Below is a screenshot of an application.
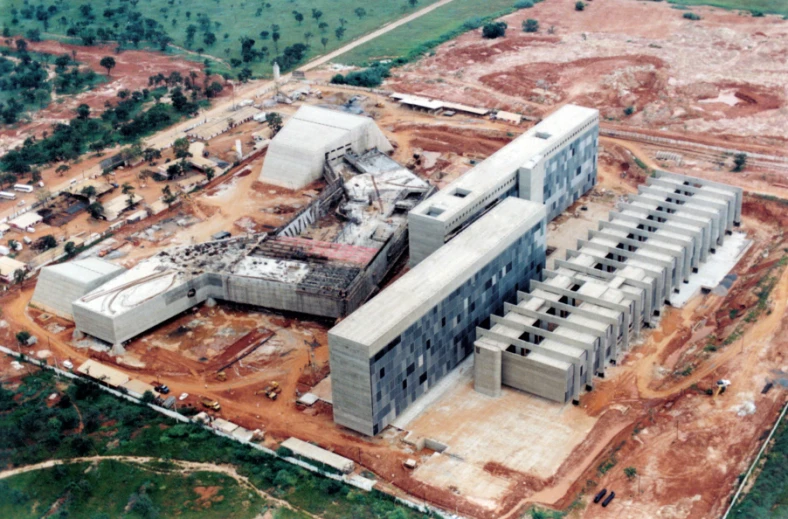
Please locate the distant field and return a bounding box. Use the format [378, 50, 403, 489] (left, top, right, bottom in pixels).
[0, 460, 265, 519]
[1, 0, 443, 77]
[667, 0, 788, 16]
[340, 0, 524, 65]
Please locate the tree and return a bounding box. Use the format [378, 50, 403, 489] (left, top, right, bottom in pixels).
[335, 27, 346, 40]
[624, 106, 635, 116]
[624, 466, 638, 480]
[732, 153, 747, 172]
[312, 8, 324, 23]
[36, 189, 52, 206]
[355, 8, 367, 19]
[482, 22, 507, 39]
[80, 186, 96, 198]
[409, 0, 419, 7]
[238, 68, 252, 83]
[173, 138, 191, 159]
[13, 269, 26, 285]
[523, 19, 539, 33]
[87, 202, 104, 219]
[15, 39, 28, 52]
[575, 1, 586, 11]
[141, 390, 156, 403]
[64, 241, 76, 257]
[304, 32, 314, 44]
[204, 32, 217, 46]
[56, 164, 71, 176]
[321, 37, 329, 50]
[266, 112, 283, 136]
[162, 185, 176, 205]
[76, 103, 91, 120]
[8, 239, 19, 251]
[99, 56, 116, 76]
[16, 330, 31, 345]
[40, 235, 57, 250]
[293, 11, 304, 25]
[205, 167, 215, 181]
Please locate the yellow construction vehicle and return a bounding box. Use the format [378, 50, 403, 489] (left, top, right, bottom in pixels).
[200, 397, 221, 411]
[715, 379, 731, 397]
[257, 381, 281, 400]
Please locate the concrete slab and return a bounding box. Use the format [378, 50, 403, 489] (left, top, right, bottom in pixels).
[311, 376, 333, 404]
[669, 232, 751, 307]
[396, 357, 597, 505]
[298, 393, 319, 406]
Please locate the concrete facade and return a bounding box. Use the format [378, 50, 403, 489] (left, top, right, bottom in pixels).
[31, 258, 125, 320]
[329, 198, 547, 436]
[473, 171, 743, 402]
[259, 105, 393, 190]
[408, 104, 599, 265]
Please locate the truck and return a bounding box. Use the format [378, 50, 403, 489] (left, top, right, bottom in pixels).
[0, 191, 17, 200]
[13, 184, 33, 193]
[200, 397, 221, 411]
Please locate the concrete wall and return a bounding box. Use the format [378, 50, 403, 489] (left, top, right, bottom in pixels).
[32, 266, 124, 320]
[501, 350, 572, 402]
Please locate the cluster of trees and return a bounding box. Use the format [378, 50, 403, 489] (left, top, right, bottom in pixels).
[331, 62, 392, 88]
[482, 21, 508, 39]
[0, 41, 102, 124]
[0, 80, 201, 176]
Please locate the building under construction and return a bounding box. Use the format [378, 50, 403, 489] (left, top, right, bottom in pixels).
[473, 171, 743, 403]
[67, 150, 428, 346]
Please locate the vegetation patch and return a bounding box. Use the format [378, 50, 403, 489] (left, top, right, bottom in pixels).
[0, 370, 431, 519]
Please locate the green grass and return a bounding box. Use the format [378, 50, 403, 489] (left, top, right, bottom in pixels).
[731, 411, 788, 518]
[1, 0, 445, 77]
[667, 0, 788, 16]
[0, 460, 266, 519]
[0, 370, 432, 519]
[340, 0, 527, 65]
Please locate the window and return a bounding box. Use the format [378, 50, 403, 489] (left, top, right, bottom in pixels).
[379, 367, 385, 378]
[441, 317, 446, 327]
[419, 373, 427, 384]
[402, 380, 408, 390]
[426, 339, 431, 350]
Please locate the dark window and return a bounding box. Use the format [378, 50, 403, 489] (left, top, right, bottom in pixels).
[379, 367, 385, 378]
[402, 380, 408, 390]
[419, 373, 427, 384]
[442, 317, 446, 327]
[406, 363, 415, 376]
[426, 339, 431, 350]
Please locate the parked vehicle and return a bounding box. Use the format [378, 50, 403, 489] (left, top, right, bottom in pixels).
[13, 184, 33, 193]
[602, 491, 616, 507]
[593, 489, 607, 504]
[0, 191, 17, 200]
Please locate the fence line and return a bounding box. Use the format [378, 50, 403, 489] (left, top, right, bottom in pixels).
[0, 345, 453, 518]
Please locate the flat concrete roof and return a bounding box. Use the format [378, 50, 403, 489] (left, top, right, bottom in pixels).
[77, 359, 129, 388]
[43, 258, 124, 281]
[0, 256, 26, 277]
[330, 198, 546, 355]
[410, 104, 598, 224]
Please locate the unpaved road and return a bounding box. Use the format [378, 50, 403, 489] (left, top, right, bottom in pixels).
[144, 0, 458, 150]
[0, 455, 318, 518]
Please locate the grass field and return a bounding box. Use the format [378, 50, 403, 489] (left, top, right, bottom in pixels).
[667, 0, 788, 16]
[1, 0, 444, 77]
[0, 371, 431, 519]
[340, 0, 526, 66]
[0, 460, 265, 519]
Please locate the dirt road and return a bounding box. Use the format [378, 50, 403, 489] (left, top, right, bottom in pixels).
[144, 0, 458, 150]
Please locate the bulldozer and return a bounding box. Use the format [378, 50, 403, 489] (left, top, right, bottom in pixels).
[256, 381, 281, 400]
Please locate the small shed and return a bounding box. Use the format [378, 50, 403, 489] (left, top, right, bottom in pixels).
[0, 256, 26, 283]
[9, 212, 43, 230]
[280, 437, 355, 474]
[77, 359, 130, 388]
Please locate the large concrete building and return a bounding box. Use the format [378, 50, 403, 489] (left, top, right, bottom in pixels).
[473, 171, 743, 403]
[329, 198, 547, 436]
[408, 104, 599, 265]
[31, 258, 125, 320]
[259, 105, 393, 190]
[71, 152, 428, 347]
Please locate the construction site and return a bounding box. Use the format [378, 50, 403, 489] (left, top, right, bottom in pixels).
[1, 1, 787, 517]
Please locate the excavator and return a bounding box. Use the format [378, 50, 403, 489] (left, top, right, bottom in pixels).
[713, 379, 731, 397]
[256, 381, 281, 400]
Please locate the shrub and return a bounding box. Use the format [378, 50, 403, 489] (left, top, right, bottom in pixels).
[575, 1, 586, 11]
[482, 21, 507, 39]
[683, 12, 701, 20]
[16, 330, 31, 345]
[515, 0, 534, 8]
[751, 10, 764, 17]
[523, 19, 539, 33]
[331, 63, 391, 88]
[624, 466, 638, 480]
[732, 152, 747, 172]
[624, 105, 635, 116]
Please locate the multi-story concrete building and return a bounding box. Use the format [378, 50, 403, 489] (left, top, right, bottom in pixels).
[329, 198, 547, 436]
[473, 171, 743, 403]
[408, 104, 599, 265]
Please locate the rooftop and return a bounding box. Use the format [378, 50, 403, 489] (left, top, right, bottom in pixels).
[330, 197, 546, 354]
